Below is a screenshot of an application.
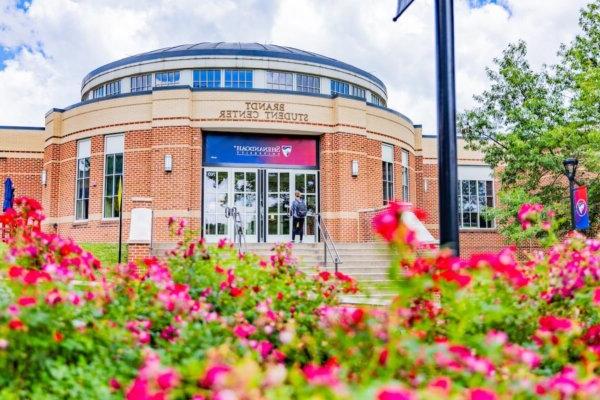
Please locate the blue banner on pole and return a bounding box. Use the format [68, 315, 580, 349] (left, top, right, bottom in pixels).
[574, 186, 590, 230]
[394, 0, 416, 21]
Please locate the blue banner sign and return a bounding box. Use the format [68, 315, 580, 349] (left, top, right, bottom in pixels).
[203, 133, 318, 168]
[574, 186, 590, 230]
[394, 0, 416, 21]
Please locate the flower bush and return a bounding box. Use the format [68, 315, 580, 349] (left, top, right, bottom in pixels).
[0, 197, 599, 399]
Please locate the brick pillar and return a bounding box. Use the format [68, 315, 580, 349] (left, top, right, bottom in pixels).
[128, 243, 151, 262]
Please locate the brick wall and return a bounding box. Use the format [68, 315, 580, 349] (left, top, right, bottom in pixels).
[0, 157, 43, 201]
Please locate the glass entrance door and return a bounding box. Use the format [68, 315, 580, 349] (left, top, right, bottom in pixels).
[292, 171, 318, 243]
[266, 171, 291, 242]
[203, 168, 258, 243]
[203, 168, 317, 244]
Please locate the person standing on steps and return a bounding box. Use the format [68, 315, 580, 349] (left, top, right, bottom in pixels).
[290, 190, 308, 243]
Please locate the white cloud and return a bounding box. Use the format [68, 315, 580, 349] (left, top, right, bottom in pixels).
[0, 0, 591, 131]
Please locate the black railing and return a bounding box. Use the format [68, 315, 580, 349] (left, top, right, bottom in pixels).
[313, 212, 342, 273]
[225, 206, 246, 252]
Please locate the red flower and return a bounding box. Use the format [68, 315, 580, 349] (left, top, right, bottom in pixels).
[414, 208, 428, 221]
[582, 324, 600, 346]
[229, 287, 244, 297]
[109, 378, 122, 391]
[53, 331, 64, 342]
[8, 266, 23, 279]
[319, 271, 331, 281]
[539, 316, 573, 332]
[8, 319, 25, 331]
[372, 208, 400, 242]
[593, 288, 600, 305]
[17, 296, 37, 307]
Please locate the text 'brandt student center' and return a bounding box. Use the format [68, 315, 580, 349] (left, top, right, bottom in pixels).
[0, 42, 505, 256]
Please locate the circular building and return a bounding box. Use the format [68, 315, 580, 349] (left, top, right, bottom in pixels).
[36, 42, 421, 250]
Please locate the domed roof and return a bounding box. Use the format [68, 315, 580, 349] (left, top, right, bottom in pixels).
[82, 42, 386, 92]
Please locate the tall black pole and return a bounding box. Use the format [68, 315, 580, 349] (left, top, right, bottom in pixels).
[568, 179, 576, 230]
[117, 178, 123, 264]
[434, 0, 460, 254]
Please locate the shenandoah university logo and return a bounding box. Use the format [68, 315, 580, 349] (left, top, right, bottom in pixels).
[282, 145, 292, 157]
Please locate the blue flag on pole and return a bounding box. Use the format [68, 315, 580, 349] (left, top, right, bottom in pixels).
[394, 0, 416, 21]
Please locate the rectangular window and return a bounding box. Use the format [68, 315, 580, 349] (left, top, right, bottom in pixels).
[296, 74, 320, 93]
[131, 74, 152, 92]
[193, 69, 221, 88]
[155, 71, 180, 87]
[371, 93, 386, 107]
[458, 180, 494, 228]
[382, 144, 394, 205]
[352, 85, 366, 99]
[401, 150, 410, 202]
[105, 80, 121, 97]
[266, 71, 293, 90]
[103, 134, 124, 219]
[330, 80, 350, 95]
[224, 69, 253, 88]
[92, 86, 104, 99]
[75, 139, 91, 221]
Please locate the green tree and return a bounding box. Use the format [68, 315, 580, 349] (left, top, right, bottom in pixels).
[459, 0, 600, 240]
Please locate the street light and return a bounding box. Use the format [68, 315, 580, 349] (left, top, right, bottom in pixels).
[563, 158, 578, 230]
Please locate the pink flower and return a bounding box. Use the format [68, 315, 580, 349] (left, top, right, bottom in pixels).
[469, 388, 497, 400]
[109, 378, 121, 391]
[517, 203, 543, 230]
[593, 288, 600, 305]
[45, 289, 62, 305]
[376, 386, 415, 400]
[200, 364, 231, 388]
[256, 340, 273, 359]
[160, 325, 180, 342]
[233, 323, 256, 339]
[428, 377, 451, 394]
[302, 359, 339, 386]
[156, 370, 179, 390]
[0, 339, 8, 349]
[539, 316, 573, 332]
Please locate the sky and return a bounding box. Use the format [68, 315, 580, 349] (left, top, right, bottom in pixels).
[0, 0, 591, 133]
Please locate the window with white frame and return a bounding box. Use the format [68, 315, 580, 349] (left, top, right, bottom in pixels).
[105, 80, 121, 97]
[401, 150, 410, 201]
[103, 135, 124, 219]
[458, 180, 494, 228]
[131, 74, 152, 92]
[296, 74, 320, 93]
[224, 69, 253, 88]
[92, 86, 104, 99]
[193, 69, 221, 88]
[352, 85, 366, 99]
[371, 93, 386, 107]
[330, 80, 350, 95]
[75, 139, 91, 221]
[382, 143, 394, 205]
[266, 71, 293, 90]
[155, 71, 180, 87]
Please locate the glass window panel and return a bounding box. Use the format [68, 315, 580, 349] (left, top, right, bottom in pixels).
[280, 173, 289, 192]
[217, 193, 228, 208]
[115, 154, 123, 174]
[105, 176, 113, 196]
[281, 215, 290, 235]
[268, 173, 277, 192]
[268, 215, 278, 234]
[217, 172, 228, 190]
[245, 193, 256, 211]
[306, 174, 316, 193]
[268, 194, 278, 213]
[245, 215, 256, 235]
[106, 155, 114, 175]
[246, 173, 256, 192]
[206, 193, 217, 213]
[234, 193, 244, 208]
[279, 194, 289, 213]
[295, 174, 305, 192]
[205, 171, 217, 191]
[234, 172, 245, 191]
[306, 195, 316, 212]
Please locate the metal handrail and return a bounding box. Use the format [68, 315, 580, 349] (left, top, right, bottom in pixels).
[225, 206, 246, 252]
[312, 212, 342, 273]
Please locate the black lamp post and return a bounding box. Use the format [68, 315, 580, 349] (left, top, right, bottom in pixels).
[563, 158, 578, 230]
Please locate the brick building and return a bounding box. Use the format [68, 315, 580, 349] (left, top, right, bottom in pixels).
[0, 42, 506, 257]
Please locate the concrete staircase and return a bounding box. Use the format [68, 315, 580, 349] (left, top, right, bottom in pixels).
[152, 242, 396, 306]
[244, 242, 396, 306]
